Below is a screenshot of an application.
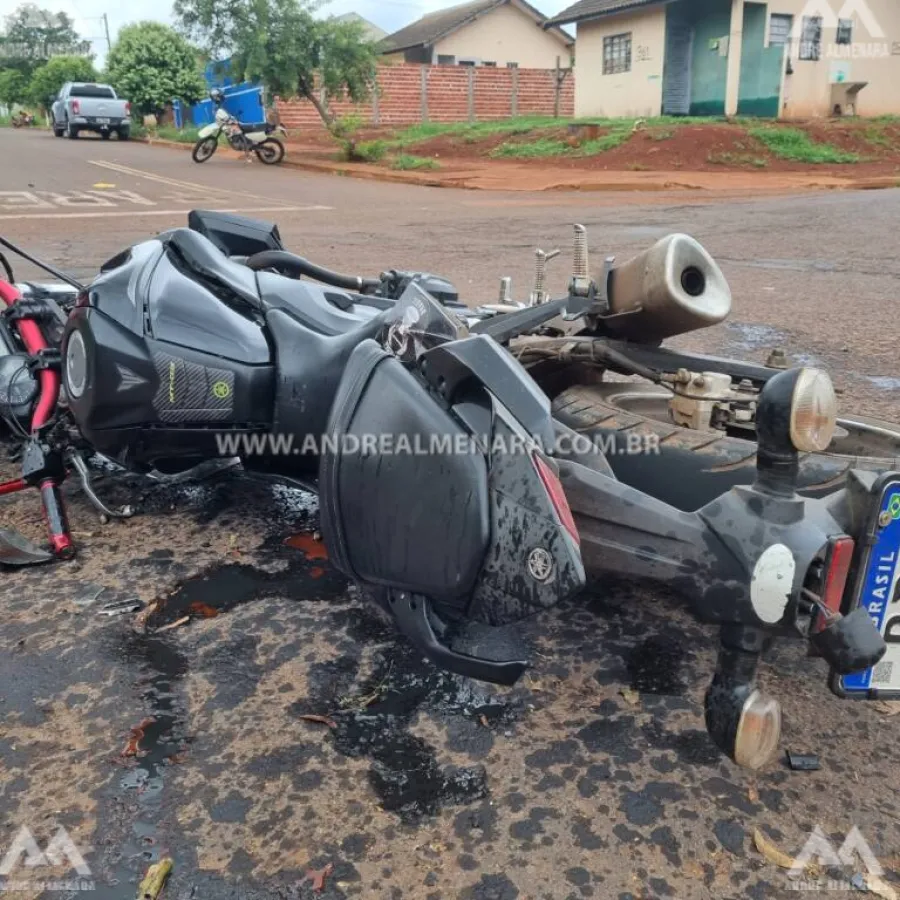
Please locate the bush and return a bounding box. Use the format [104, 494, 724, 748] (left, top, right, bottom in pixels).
[391, 154, 440, 171]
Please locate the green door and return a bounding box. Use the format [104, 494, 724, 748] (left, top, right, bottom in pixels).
[737, 3, 785, 117]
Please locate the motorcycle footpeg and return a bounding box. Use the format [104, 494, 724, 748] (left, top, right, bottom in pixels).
[810, 607, 887, 676]
[387, 591, 528, 686]
[69, 452, 134, 520]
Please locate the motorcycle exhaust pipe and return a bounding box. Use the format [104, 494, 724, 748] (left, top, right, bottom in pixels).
[601, 234, 732, 342]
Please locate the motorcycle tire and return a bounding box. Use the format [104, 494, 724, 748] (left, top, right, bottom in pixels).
[192, 137, 218, 163]
[552, 382, 900, 513]
[255, 138, 285, 165]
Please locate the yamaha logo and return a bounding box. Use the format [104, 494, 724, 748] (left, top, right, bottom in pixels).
[527, 547, 555, 583]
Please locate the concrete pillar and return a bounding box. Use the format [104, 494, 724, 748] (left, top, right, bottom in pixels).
[725, 0, 745, 116]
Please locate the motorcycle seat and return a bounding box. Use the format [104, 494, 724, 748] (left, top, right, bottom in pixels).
[239, 122, 267, 133]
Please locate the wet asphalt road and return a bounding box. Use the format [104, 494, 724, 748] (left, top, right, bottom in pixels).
[1, 127, 900, 900]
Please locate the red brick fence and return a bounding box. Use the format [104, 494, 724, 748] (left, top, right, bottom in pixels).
[276, 64, 574, 130]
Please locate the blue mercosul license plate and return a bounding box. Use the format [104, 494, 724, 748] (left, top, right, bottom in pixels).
[838, 476, 900, 698]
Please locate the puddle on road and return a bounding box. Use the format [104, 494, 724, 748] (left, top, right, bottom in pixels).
[867, 376, 900, 391]
[725, 321, 788, 351]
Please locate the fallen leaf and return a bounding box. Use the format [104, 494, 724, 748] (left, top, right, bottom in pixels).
[620, 688, 640, 707]
[138, 857, 172, 899]
[298, 714, 336, 729]
[872, 701, 900, 717]
[748, 786, 760, 804]
[304, 862, 334, 893]
[284, 533, 329, 560]
[865, 873, 899, 900]
[479, 714, 489, 727]
[155, 616, 190, 634]
[753, 828, 796, 869]
[122, 718, 156, 757]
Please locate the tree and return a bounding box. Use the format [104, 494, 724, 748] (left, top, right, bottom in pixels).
[0, 4, 90, 77]
[28, 55, 96, 110]
[174, 0, 378, 134]
[106, 22, 206, 119]
[0, 68, 28, 107]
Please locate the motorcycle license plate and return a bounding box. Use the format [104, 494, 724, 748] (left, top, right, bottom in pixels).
[834, 474, 900, 698]
[97, 118, 110, 125]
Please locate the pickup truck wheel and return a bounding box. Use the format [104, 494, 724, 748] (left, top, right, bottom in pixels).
[65, 120, 78, 139]
[117, 128, 130, 141]
[53, 126, 64, 138]
[101, 131, 111, 140]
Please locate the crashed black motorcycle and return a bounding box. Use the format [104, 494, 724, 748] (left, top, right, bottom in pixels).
[1, 211, 897, 770]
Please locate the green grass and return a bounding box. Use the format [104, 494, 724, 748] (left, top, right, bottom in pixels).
[748, 126, 859, 163]
[155, 125, 202, 143]
[490, 138, 571, 158]
[349, 139, 388, 162]
[490, 124, 632, 159]
[391, 154, 440, 171]
[391, 116, 562, 148]
[708, 151, 769, 168]
[864, 125, 893, 148]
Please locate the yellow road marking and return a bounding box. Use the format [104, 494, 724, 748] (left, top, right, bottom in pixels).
[87, 159, 303, 208]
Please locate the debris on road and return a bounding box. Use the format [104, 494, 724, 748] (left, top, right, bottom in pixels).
[620, 687, 640, 707]
[303, 862, 334, 893]
[853, 872, 899, 899]
[872, 701, 900, 717]
[786, 750, 821, 772]
[753, 829, 796, 869]
[285, 532, 329, 560]
[155, 616, 190, 634]
[123, 718, 156, 757]
[134, 601, 160, 632]
[138, 858, 173, 900]
[99, 598, 144, 617]
[298, 714, 337, 729]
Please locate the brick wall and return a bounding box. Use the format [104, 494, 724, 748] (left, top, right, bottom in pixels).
[276, 64, 574, 129]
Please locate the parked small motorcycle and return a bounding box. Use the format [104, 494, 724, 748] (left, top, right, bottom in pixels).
[191, 90, 286, 165]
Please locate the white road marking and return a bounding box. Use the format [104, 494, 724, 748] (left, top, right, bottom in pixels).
[87, 159, 305, 207]
[0, 205, 332, 221]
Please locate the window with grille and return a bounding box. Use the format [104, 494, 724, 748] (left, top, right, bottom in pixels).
[483, 61, 497, 67]
[799, 15, 822, 60]
[603, 32, 632, 75]
[506, 62, 519, 69]
[437, 54, 456, 65]
[836, 18, 853, 44]
[769, 13, 793, 46]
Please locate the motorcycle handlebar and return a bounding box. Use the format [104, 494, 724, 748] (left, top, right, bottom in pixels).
[245, 250, 381, 294]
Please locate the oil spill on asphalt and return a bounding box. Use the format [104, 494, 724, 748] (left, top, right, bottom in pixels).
[147, 533, 347, 628]
[93, 634, 190, 899]
[292, 635, 526, 824]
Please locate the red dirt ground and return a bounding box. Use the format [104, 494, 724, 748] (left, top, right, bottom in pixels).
[284, 119, 900, 180]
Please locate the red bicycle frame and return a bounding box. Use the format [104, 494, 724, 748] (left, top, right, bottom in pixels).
[0, 279, 74, 558]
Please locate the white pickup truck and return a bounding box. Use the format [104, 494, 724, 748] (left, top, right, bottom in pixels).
[51, 82, 131, 140]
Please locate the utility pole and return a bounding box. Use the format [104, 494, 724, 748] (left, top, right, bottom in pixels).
[102, 13, 111, 52]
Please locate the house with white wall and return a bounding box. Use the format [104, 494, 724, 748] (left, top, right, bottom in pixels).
[546, 0, 900, 118]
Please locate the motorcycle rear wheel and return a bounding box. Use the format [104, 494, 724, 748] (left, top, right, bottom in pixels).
[192, 137, 217, 163]
[552, 382, 900, 511]
[255, 138, 285, 165]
